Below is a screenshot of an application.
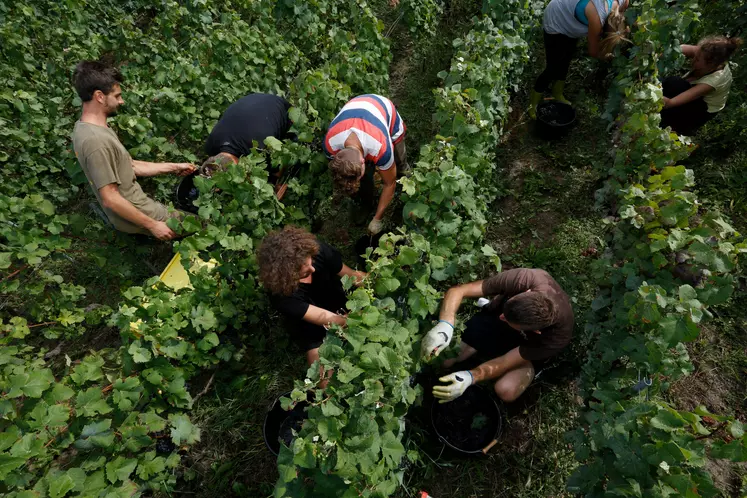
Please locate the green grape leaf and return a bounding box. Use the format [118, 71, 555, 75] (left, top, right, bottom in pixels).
[105, 456, 138, 484]
[47, 472, 75, 498]
[191, 305, 217, 332]
[7, 369, 55, 398]
[45, 383, 75, 403]
[0, 252, 13, 269]
[169, 413, 201, 445]
[380, 431, 405, 466]
[650, 409, 687, 432]
[0, 455, 27, 479]
[76, 419, 115, 450]
[75, 387, 113, 417]
[197, 332, 220, 351]
[136, 452, 167, 480]
[70, 355, 105, 385]
[139, 412, 167, 432]
[128, 341, 152, 363]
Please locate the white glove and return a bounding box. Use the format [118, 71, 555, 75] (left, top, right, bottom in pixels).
[420, 320, 454, 359]
[368, 218, 384, 235]
[433, 371, 473, 403]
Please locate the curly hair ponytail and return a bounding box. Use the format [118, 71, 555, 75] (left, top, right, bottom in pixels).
[699, 36, 743, 67]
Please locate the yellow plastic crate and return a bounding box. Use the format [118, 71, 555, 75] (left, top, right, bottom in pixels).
[130, 252, 218, 334]
[159, 252, 217, 290]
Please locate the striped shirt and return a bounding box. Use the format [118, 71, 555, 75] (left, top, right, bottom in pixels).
[324, 94, 406, 171]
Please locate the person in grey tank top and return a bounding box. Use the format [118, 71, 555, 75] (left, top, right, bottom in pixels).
[529, 0, 630, 119]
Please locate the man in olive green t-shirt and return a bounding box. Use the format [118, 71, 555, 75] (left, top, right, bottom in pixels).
[71, 61, 195, 240]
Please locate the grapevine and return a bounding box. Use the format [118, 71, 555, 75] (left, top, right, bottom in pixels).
[568, 0, 747, 495]
[274, 2, 542, 496]
[1, 0, 744, 497]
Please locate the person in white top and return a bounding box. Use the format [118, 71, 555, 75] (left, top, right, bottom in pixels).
[660, 36, 743, 136]
[529, 0, 630, 119]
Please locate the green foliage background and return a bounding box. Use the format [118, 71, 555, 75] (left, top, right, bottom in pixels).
[0, 0, 745, 497]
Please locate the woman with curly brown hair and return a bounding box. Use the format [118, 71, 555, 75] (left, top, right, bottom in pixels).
[324, 94, 407, 236]
[257, 226, 367, 368]
[660, 36, 742, 136]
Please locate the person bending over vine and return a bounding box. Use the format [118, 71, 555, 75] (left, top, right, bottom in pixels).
[530, 0, 630, 118]
[422, 269, 574, 404]
[324, 94, 408, 236]
[257, 226, 367, 380]
[660, 36, 742, 136]
[202, 93, 295, 199]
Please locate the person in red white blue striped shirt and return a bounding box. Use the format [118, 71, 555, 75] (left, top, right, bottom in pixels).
[324, 94, 407, 235]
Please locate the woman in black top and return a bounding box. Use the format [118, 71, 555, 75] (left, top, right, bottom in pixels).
[257, 226, 367, 370]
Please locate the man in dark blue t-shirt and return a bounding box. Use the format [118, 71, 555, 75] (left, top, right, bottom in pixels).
[202, 93, 293, 197]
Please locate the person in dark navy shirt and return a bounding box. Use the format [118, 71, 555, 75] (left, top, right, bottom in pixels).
[202, 93, 293, 198]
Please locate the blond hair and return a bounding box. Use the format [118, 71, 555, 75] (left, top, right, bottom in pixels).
[329, 148, 363, 196]
[699, 36, 743, 67]
[599, 4, 630, 58]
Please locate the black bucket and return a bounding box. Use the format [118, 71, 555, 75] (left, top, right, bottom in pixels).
[174, 172, 200, 214]
[263, 392, 309, 456]
[431, 385, 502, 456]
[535, 101, 576, 139]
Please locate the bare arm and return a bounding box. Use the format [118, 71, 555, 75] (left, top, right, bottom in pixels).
[132, 159, 195, 177]
[470, 347, 531, 383]
[663, 83, 714, 108]
[586, 3, 605, 60]
[681, 44, 698, 58]
[302, 304, 347, 328]
[373, 165, 397, 221]
[338, 264, 367, 287]
[98, 184, 175, 240]
[438, 281, 485, 325]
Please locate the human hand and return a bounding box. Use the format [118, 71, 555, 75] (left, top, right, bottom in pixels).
[433, 371, 473, 403]
[389, 0, 400, 6]
[368, 218, 384, 235]
[420, 320, 454, 359]
[149, 220, 177, 241]
[173, 163, 197, 176]
[354, 271, 368, 287]
[662, 96, 671, 109]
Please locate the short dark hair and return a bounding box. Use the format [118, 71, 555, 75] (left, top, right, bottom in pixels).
[73, 61, 123, 102]
[504, 292, 556, 330]
[329, 149, 363, 196]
